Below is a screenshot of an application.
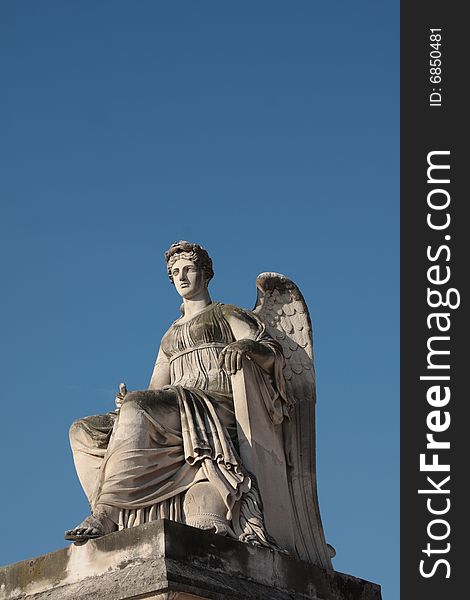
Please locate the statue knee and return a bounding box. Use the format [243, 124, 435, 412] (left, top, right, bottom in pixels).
[119, 388, 180, 431]
[121, 389, 177, 411]
[120, 391, 143, 411]
[69, 419, 86, 447]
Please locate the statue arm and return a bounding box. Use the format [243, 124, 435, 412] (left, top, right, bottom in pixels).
[148, 346, 171, 390]
[219, 306, 275, 375]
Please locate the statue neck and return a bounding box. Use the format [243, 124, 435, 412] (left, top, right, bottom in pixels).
[181, 291, 212, 319]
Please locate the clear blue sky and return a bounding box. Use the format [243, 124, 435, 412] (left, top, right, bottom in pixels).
[0, 1, 399, 598]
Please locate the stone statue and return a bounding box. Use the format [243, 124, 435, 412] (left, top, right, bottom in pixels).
[65, 241, 333, 570]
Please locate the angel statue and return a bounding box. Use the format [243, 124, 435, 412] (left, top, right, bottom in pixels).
[65, 241, 333, 570]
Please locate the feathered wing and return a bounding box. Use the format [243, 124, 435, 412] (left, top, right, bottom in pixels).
[253, 272, 332, 569]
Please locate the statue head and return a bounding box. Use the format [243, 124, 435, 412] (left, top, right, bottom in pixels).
[165, 241, 214, 284]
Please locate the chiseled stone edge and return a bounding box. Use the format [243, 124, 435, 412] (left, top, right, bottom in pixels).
[0, 522, 167, 600]
[0, 520, 382, 600]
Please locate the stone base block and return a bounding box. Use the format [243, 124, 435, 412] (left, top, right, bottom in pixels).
[0, 520, 381, 600]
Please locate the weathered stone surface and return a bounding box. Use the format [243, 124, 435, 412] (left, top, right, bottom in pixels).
[0, 520, 381, 600]
[66, 242, 334, 569]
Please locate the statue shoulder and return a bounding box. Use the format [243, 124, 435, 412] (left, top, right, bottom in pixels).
[220, 303, 262, 338]
[220, 303, 257, 321]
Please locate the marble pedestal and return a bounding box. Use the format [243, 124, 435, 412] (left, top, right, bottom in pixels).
[0, 520, 381, 600]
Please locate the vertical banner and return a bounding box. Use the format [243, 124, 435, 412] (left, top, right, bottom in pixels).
[401, 2, 467, 599]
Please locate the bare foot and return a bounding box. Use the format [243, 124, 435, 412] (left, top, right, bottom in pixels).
[65, 513, 117, 542]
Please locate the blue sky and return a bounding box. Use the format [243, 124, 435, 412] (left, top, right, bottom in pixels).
[0, 1, 398, 597]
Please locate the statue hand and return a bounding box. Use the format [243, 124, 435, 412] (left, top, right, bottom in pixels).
[218, 340, 258, 375]
[115, 382, 128, 411]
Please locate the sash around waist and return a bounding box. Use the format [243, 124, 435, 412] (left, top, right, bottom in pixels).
[168, 342, 227, 364]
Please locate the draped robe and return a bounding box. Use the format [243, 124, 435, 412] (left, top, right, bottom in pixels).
[69, 302, 288, 536]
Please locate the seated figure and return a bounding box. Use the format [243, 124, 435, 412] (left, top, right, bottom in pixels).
[66, 241, 333, 570]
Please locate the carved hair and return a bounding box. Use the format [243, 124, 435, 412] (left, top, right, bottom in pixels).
[164, 241, 214, 284]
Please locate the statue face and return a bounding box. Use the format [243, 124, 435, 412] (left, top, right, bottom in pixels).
[171, 258, 207, 299]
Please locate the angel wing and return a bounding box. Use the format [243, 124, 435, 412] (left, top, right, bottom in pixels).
[253, 272, 333, 569]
